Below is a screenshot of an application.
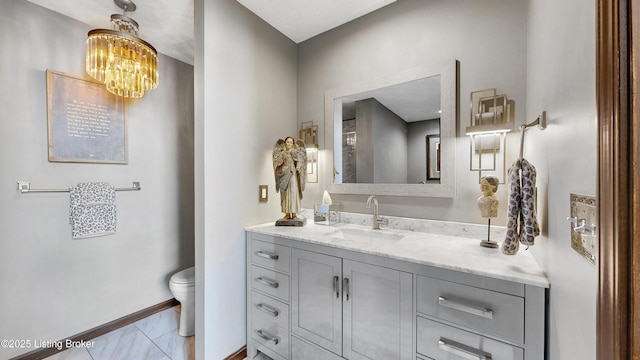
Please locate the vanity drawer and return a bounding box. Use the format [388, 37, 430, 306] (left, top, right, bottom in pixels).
[417, 317, 524, 360]
[252, 291, 289, 331]
[251, 265, 290, 302]
[417, 275, 525, 343]
[252, 317, 290, 360]
[252, 239, 290, 274]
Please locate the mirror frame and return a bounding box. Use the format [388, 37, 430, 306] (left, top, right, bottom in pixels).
[324, 59, 457, 197]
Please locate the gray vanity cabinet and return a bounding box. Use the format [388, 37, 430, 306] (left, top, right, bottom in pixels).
[246, 229, 547, 360]
[248, 236, 292, 360]
[342, 259, 413, 359]
[290, 249, 343, 355]
[291, 248, 413, 360]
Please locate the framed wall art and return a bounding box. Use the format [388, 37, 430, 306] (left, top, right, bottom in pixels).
[46, 69, 127, 164]
[426, 134, 441, 180]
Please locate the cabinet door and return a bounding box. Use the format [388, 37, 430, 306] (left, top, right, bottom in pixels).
[343, 260, 413, 360]
[291, 249, 343, 356]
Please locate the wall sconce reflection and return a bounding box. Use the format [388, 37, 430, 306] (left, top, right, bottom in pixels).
[344, 131, 357, 149]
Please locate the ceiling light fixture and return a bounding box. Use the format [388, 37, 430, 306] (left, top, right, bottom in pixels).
[86, 0, 158, 98]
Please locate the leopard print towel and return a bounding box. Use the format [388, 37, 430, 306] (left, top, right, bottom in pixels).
[69, 182, 116, 239]
[501, 159, 540, 255]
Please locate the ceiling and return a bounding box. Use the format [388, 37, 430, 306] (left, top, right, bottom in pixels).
[341, 75, 442, 123]
[27, 0, 194, 65]
[26, 0, 397, 66]
[236, 0, 396, 43]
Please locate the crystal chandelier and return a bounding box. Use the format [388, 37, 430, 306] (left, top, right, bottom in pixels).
[86, 0, 158, 98]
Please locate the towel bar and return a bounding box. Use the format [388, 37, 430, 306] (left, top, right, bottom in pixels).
[17, 181, 141, 194]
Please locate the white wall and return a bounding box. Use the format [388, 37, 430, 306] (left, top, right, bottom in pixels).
[297, 0, 528, 225]
[526, 1, 597, 359]
[0, 1, 195, 358]
[194, 0, 297, 358]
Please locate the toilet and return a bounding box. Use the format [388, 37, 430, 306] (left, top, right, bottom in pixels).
[169, 266, 195, 337]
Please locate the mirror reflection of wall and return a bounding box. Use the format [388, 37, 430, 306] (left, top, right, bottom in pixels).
[324, 60, 457, 198]
[409, 122, 440, 184]
[342, 121, 357, 183]
[335, 75, 442, 185]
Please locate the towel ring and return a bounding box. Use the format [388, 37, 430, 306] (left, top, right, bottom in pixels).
[518, 111, 547, 161]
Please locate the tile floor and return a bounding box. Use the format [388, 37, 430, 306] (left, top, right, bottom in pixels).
[43, 306, 194, 360]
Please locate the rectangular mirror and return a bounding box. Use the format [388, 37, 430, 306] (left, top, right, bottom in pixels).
[324, 59, 457, 197]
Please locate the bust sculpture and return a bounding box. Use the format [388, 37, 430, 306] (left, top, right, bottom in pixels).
[477, 176, 499, 218]
[477, 176, 500, 248]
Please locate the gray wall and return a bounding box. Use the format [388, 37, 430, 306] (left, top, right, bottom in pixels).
[526, 1, 597, 359]
[296, 1, 597, 360]
[0, 1, 194, 358]
[297, 0, 528, 225]
[370, 99, 408, 183]
[355, 98, 407, 183]
[407, 119, 439, 184]
[355, 100, 374, 183]
[0, 2, 597, 360]
[195, 0, 298, 358]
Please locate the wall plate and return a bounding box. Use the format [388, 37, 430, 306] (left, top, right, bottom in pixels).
[569, 193, 597, 264]
[259, 185, 268, 203]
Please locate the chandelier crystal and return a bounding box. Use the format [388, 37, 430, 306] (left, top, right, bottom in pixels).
[86, 0, 158, 98]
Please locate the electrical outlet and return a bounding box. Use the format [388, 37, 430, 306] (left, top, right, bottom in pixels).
[569, 193, 597, 264]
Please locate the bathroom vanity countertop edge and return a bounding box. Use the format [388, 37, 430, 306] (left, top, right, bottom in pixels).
[246, 222, 549, 288]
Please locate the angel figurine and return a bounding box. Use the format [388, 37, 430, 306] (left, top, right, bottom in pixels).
[273, 137, 307, 224]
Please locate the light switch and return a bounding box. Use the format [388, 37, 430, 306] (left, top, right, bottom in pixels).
[259, 185, 268, 203]
[569, 193, 597, 264]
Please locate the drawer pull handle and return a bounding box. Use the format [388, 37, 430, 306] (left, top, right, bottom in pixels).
[256, 277, 279, 288]
[255, 303, 279, 317]
[256, 250, 279, 260]
[343, 277, 350, 301]
[438, 296, 493, 319]
[333, 276, 340, 298]
[438, 338, 492, 360]
[256, 329, 279, 345]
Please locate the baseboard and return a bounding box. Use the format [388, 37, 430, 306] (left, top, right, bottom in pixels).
[10, 298, 180, 360]
[224, 346, 247, 360]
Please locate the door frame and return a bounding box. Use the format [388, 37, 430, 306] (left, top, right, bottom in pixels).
[596, 0, 639, 359]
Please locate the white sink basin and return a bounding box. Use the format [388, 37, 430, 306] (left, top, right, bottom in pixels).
[327, 227, 404, 245]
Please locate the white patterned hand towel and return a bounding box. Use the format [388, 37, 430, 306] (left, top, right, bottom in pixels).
[501, 159, 540, 255]
[69, 182, 116, 239]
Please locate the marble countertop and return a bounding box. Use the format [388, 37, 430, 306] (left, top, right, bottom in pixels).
[246, 217, 549, 288]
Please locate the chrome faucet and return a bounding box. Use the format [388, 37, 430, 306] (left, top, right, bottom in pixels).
[366, 195, 388, 230]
